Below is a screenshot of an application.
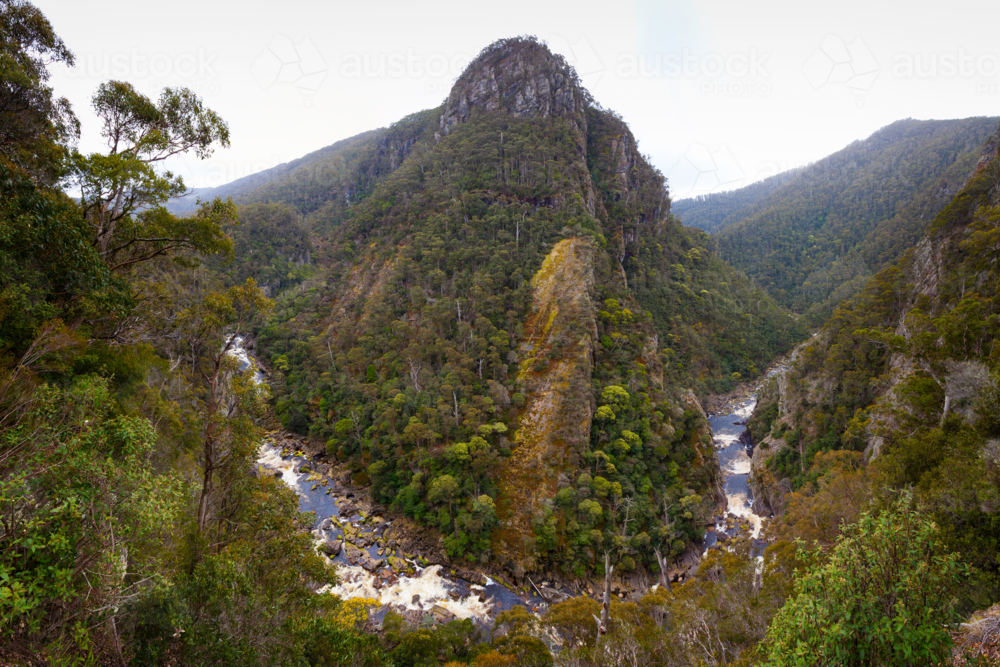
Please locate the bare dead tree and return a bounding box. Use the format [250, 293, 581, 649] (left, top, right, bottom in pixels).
[406, 357, 422, 392]
[593, 550, 614, 645]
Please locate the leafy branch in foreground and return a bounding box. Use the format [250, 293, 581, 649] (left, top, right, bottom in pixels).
[764, 496, 966, 667]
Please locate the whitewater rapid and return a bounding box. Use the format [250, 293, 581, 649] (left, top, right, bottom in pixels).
[708, 397, 766, 540]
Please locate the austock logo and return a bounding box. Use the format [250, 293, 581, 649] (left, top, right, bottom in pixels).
[802, 35, 879, 100]
[614, 47, 771, 97]
[671, 143, 745, 197]
[251, 35, 327, 93]
[64, 48, 221, 97]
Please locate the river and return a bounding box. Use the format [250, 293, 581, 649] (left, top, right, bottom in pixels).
[706, 397, 765, 548]
[703, 365, 787, 551]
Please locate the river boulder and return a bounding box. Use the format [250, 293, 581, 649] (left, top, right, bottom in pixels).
[322, 539, 342, 556]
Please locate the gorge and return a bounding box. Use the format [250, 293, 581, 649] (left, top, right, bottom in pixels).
[4, 5, 1000, 664]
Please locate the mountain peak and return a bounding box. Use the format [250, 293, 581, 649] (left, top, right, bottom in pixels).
[439, 36, 589, 134]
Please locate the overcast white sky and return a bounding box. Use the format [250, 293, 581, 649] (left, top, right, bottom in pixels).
[45, 0, 1000, 201]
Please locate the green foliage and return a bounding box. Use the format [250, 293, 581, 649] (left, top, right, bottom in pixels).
[764, 499, 966, 667]
[128, 477, 341, 666]
[877, 418, 1000, 610]
[0, 0, 78, 183]
[296, 618, 390, 667]
[71, 80, 233, 276]
[385, 616, 483, 667]
[600, 385, 629, 404]
[0, 4, 237, 362]
[0, 376, 183, 660]
[0, 158, 131, 357]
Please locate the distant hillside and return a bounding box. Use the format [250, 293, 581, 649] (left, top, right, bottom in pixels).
[675, 117, 999, 323]
[166, 115, 436, 218]
[162, 187, 213, 215]
[672, 167, 803, 233]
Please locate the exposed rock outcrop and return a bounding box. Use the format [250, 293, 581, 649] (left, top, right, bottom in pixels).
[439, 37, 588, 135]
[496, 237, 598, 569]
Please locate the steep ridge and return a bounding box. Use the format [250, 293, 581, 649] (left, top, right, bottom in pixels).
[237, 37, 798, 580]
[675, 117, 1000, 323]
[748, 122, 1000, 607]
[439, 38, 589, 133]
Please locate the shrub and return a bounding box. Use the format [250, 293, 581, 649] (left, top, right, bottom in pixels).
[764, 496, 966, 667]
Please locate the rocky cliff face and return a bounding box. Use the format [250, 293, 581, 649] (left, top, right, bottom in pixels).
[438, 37, 601, 218]
[439, 38, 589, 135]
[747, 349, 804, 516]
[968, 126, 1000, 184]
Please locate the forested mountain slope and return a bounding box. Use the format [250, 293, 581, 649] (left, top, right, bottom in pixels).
[749, 122, 1000, 612]
[235, 37, 803, 576]
[675, 117, 999, 323]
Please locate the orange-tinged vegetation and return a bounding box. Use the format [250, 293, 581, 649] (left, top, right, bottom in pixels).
[497, 237, 597, 568]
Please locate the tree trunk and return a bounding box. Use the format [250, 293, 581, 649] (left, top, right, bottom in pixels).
[196, 342, 230, 536]
[197, 367, 220, 533]
[600, 551, 613, 635]
[653, 547, 672, 592]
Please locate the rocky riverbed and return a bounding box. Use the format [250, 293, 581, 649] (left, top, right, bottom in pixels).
[256, 432, 708, 626]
